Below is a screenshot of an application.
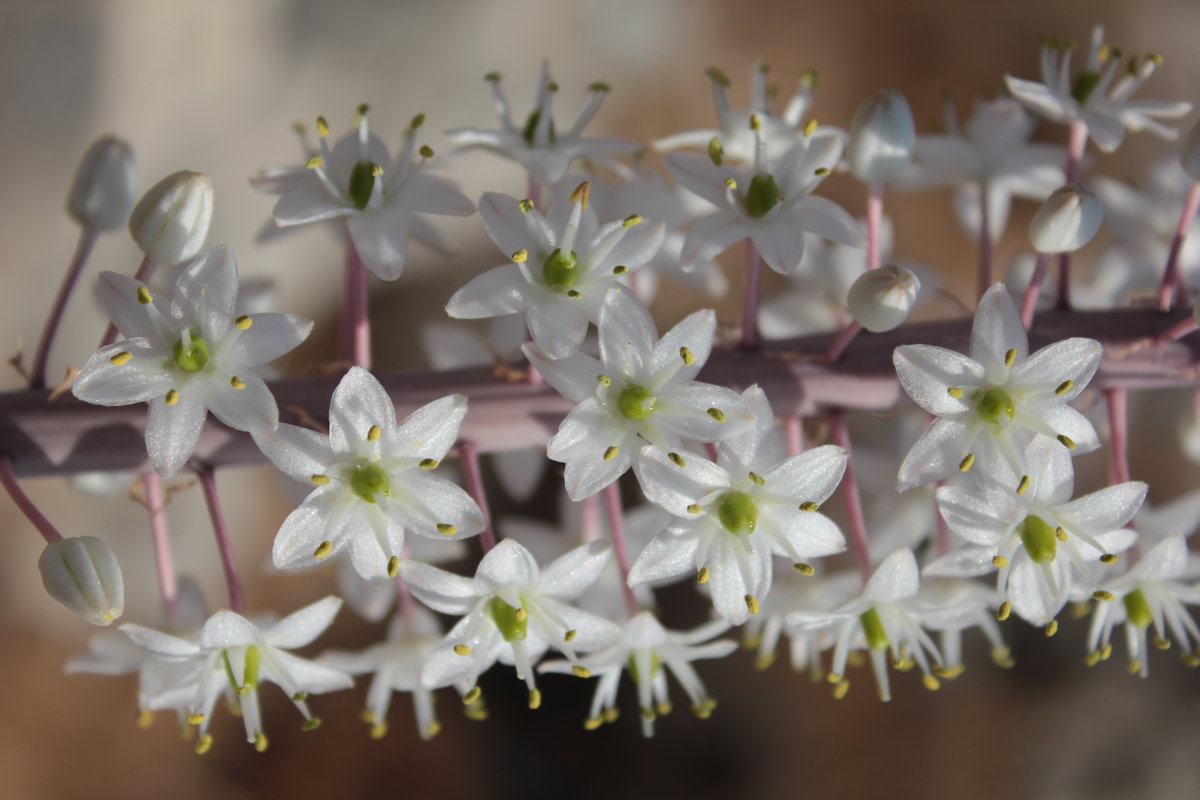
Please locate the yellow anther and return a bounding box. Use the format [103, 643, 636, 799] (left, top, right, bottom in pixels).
[305, 155, 324, 169]
[109, 351, 132, 366]
[165, 389, 179, 406]
[1154, 636, 1171, 650]
[754, 653, 776, 670]
[230, 376, 246, 390]
[511, 248, 528, 262]
[572, 666, 592, 678]
[745, 595, 760, 614]
[697, 567, 710, 584]
[462, 686, 482, 705]
[992, 555, 1009, 568]
[1128, 659, 1143, 675]
[316, 116, 330, 137]
[437, 523, 457, 536]
[558, 629, 576, 645]
[603, 708, 619, 724]
[1085, 651, 1100, 667]
[311, 474, 329, 485]
[597, 374, 611, 387]
[1055, 380, 1074, 395]
[514, 606, 528, 621]
[360, 709, 376, 724]
[419, 458, 439, 469]
[367, 424, 381, 442]
[656, 701, 673, 716]
[991, 647, 1015, 669]
[724, 177, 738, 190]
[387, 556, 399, 577]
[947, 387, 964, 398]
[622, 213, 642, 228]
[370, 722, 388, 739]
[195, 734, 213, 755]
[292, 692, 308, 702]
[687, 504, 702, 514]
[1057, 434, 1076, 450]
[425, 721, 442, 739]
[707, 408, 726, 422]
[692, 698, 717, 718]
[302, 718, 321, 732]
[794, 562, 815, 576]
[612, 265, 628, 275]
[1183, 654, 1200, 668]
[1016, 475, 1030, 495]
[749, 472, 765, 486]
[826, 672, 843, 684]
[137, 709, 154, 730]
[569, 181, 591, 209]
[705, 66, 731, 87]
[997, 601, 1011, 621]
[799, 501, 819, 512]
[832, 680, 851, 700]
[1004, 348, 1016, 366]
[454, 644, 472, 657]
[641, 707, 657, 722]
[313, 540, 333, 559]
[584, 716, 603, 731]
[1045, 620, 1058, 637]
[137, 286, 153, 305]
[187, 713, 206, 725]
[922, 674, 941, 692]
[234, 315, 252, 330]
[1091, 590, 1114, 602]
[668, 452, 686, 467]
[1100, 643, 1113, 661]
[410, 112, 426, 129]
[1056, 527, 1068, 542]
[679, 346, 695, 366]
[803, 119, 819, 137]
[813, 167, 830, 177]
[254, 733, 269, 753]
[959, 453, 975, 472]
[519, 198, 534, 213]
[894, 656, 915, 671]
[569, 290, 585, 299]
[1100, 553, 1118, 565]
[528, 689, 542, 710]
[418, 145, 434, 159]
[603, 446, 619, 461]
[749, 113, 762, 131]
[588, 81, 611, 93]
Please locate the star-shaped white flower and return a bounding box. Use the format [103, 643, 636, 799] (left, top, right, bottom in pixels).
[668, 116, 863, 275]
[741, 568, 858, 674]
[72, 246, 313, 477]
[252, 367, 484, 580]
[445, 184, 664, 359]
[524, 288, 750, 500]
[120, 597, 352, 753]
[252, 106, 474, 280]
[401, 538, 619, 709]
[447, 62, 640, 188]
[629, 386, 847, 625]
[540, 611, 736, 736]
[893, 282, 1102, 491]
[1004, 26, 1192, 152]
[929, 437, 1145, 626]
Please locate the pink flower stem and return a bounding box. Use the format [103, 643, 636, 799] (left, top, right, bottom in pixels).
[100, 254, 157, 348]
[30, 229, 99, 389]
[602, 481, 641, 617]
[1104, 387, 1130, 485]
[0, 454, 63, 543]
[739, 239, 762, 350]
[826, 321, 863, 363]
[195, 465, 245, 613]
[785, 415, 804, 456]
[1056, 121, 1088, 310]
[1157, 181, 1200, 311]
[526, 178, 542, 212]
[977, 184, 993, 300]
[866, 182, 884, 273]
[340, 238, 372, 369]
[830, 411, 872, 584]
[704, 441, 719, 461]
[934, 479, 950, 556]
[458, 440, 496, 552]
[142, 471, 179, 625]
[580, 494, 601, 543]
[1158, 316, 1197, 343]
[1019, 253, 1053, 328]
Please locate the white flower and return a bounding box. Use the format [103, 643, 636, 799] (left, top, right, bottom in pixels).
[929, 437, 1145, 626]
[629, 386, 847, 625]
[446, 62, 639, 188]
[445, 184, 664, 359]
[742, 568, 858, 674]
[892, 282, 1102, 490]
[540, 611, 736, 736]
[120, 597, 352, 752]
[1004, 26, 1192, 152]
[38, 536, 124, 626]
[667, 117, 863, 275]
[524, 288, 750, 500]
[252, 107, 474, 280]
[846, 89, 916, 184]
[401, 539, 619, 709]
[1086, 535, 1200, 676]
[320, 607, 447, 740]
[72, 246, 313, 477]
[128, 170, 213, 264]
[846, 264, 921, 333]
[1028, 184, 1103, 254]
[915, 577, 1012, 677]
[252, 367, 484, 580]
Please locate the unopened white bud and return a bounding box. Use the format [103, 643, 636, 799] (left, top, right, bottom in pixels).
[847, 90, 915, 183]
[38, 536, 124, 626]
[847, 264, 921, 332]
[128, 170, 213, 263]
[1182, 119, 1200, 182]
[1028, 184, 1102, 254]
[66, 135, 137, 232]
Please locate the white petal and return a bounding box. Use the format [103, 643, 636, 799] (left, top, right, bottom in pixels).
[1056, 482, 1147, 536]
[478, 192, 531, 255]
[923, 546, 998, 578]
[445, 264, 527, 319]
[253, 423, 335, 484]
[274, 185, 350, 225]
[392, 471, 484, 540]
[539, 541, 612, 600]
[863, 548, 919, 602]
[475, 539, 540, 590]
[202, 371, 277, 433]
[266, 596, 342, 649]
[73, 340, 173, 406]
[268, 650, 354, 694]
[897, 418, 970, 491]
[935, 484, 1011, 547]
[97, 272, 167, 343]
[637, 446, 728, 517]
[763, 445, 847, 504]
[749, 216, 807, 275]
[650, 309, 716, 386]
[1011, 338, 1101, 399]
[680, 212, 747, 268]
[272, 491, 345, 570]
[893, 345, 984, 416]
[223, 314, 313, 367]
[398, 561, 480, 615]
[145, 392, 207, 477]
[200, 610, 263, 649]
[347, 209, 409, 281]
[791, 195, 866, 247]
[970, 284, 1028, 375]
[598, 287, 657, 379]
[395, 394, 468, 462]
[328, 367, 397, 454]
[628, 528, 700, 585]
[664, 152, 732, 208]
[118, 624, 201, 660]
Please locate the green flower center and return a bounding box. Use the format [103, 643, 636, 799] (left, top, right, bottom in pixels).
[223, 645, 260, 693]
[744, 173, 782, 218]
[627, 652, 662, 684]
[542, 247, 580, 290]
[490, 597, 528, 642]
[350, 463, 390, 503]
[1123, 588, 1153, 629]
[617, 384, 657, 419]
[348, 160, 379, 210]
[717, 491, 758, 535]
[172, 335, 210, 372]
[859, 607, 889, 651]
[1071, 70, 1102, 105]
[976, 388, 1015, 425]
[521, 110, 556, 146]
[1018, 514, 1057, 564]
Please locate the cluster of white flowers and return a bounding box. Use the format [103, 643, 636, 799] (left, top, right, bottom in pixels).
[7, 23, 1200, 753]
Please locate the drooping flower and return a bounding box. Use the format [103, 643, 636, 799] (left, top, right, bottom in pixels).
[524, 288, 750, 500]
[72, 246, 313, 477]
[252, 367, 484, 580]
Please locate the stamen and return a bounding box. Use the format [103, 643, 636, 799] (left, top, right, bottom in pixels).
[794, 562, 815, 576]
[1044, 620, 1058, 637]
[959, 454, 975, 472]
[687, 504, 702, 514]
[195, 734, 213, 755]
[697, 567, 710, 584]
[462, 686, 481, 705]
[799, 501, 819, 512]
[418, 145, 434, 159]
[997, 601, 1012, 621]
[387, 556, 399, 577]
[622, 214, 642, 228]
[569, 181, 591, 209]
[367, 425, 381, 442]
[1055, 380, 1074, 395]
[707, 408, 726, 422]
[1099, 553, 1118, 564]
[454, 644, 472, 656]
[519, 199, 534, 213]
[437, 524, 457, 536]
[137, 286, 153, 305]
[745, 594, 760, 614]
[803, 119, 818, 136]
[255, 733, 269, 753]
[313, 540, 333, 558]
[186, 713, 206, 725]
[1017, 475, 1030, 495]
[1004, 348, 1016, 366]
[668, 452, 686, 467]
[612, 265, 628, 275]
[311, 474, 329, 485]
[1093, 590, 1113, 601]
[603, 446, 619, 461]
[419, 459, 439, 469]
[597, 374, 612, 387]
[165, 389, 179, 405]
[511, 249, 528, 262]
[749, 472, 765, 486]
[109, 351, 131, 366]
[528, 689, 542, 710]
[230, 376, 245, 389]
[1056, 527, 1068, 542]
[708, 137, 724, 166]
[922, 675, 941, 691]
[832, 680, 850, 700]
[564, 629, 577, 643]
[302, 718, 321, 731]
[1057, 434, 1076, 450]
[947, 387, 963, 398]
[679, 346, 695, 365]
[235, 315, 252, 330]
[993, 555, 1008, 567]
[1153, 636, 1171, 650]
[572, 666, 592, 678]
[315, 116, 330, 137]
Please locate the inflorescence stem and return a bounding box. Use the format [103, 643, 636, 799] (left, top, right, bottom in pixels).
[457, 440, 496, 552]
[830, 410, 872, 584]
[30, 229, 98, 390]
[1157, 181, 1200, 311]
[739, 239, 763, 350]
[143, 471, 179, 625]
[977, 186, 993, 301]
[340, 237, 372, 369]
[1056, 120, 1089, 310]
[866, 181, 884, 273]
[602, 481, 642, 618]
[0, 454, 63, 543]
[195, 464, 245, 614]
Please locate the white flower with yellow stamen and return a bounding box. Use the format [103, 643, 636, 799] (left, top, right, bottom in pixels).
[524, 288, 750, 501]
[893, 282, 1101, 491]
[72, 246, 312, 477]
[445, 183, 665, 359]
[401, 539, 619, 710]
[252, 367, 484, 581]
[629, 386, 847, 625]
[252, 105, 474, 280]
[742, 568, 858, 675]
[540, 611, 736, 736]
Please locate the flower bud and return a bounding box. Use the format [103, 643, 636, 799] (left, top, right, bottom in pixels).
[1182, 118, 1200, 182]
[847, 264, 921, 332]
[847, 90, 915, 184]
[38, 536, 124, 626]
[1028, 184, 1103, 254]
[66, 136, 137, 232]
[128, 170, 213, 263]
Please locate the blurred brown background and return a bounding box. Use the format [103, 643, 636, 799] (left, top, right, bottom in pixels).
[3, 0, 1200, 798]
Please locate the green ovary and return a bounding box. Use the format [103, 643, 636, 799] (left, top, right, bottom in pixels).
[744, 173, 781, 218]
[627, 652, 662, 684]
[1071, 70, 1101, 104]
[350, 463, 390, 503]
[172, 335, 210, 372]
[1018, 515, 1057, 564]
[976, 388, 1015, 425]
[347, 160, 379, 210]
[617, 384, 657, 419]
[542, 248, 580, 289]
[1123, 589, 1153, 629]
[859, 607, 888, 651]
[490, 597, 528, 642]
[717, 491, 758, 534]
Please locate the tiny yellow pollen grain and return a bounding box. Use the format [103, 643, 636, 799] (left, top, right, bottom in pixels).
[1093, 590, 1114, 601]
[419, 458, 439, 469]
[235, 315, 253, 330]
[668, 452, 686, 467]
[922, 674, 941, 692]
[803, 119, 818, 137]
[1057, 434, 1076, 450]
[1055, 380, 1074, 395]
[519, 198, 534, 214]
[195, 734, 213, 755]
[794, 562, 815, 576]
[165, 389, 179, 406]
[305, 155, 324, 169]
[316, 116, 330, 137]
[528, 689, 542, 710]
[109, 351, 131, 366]
[1045, 620, 1059, 637]
[1100, 553, 1118, 564]
[622, 213, 642, 228]
[564, 629, 577, 643]
[254, 733, 269, 753]
[603, 446, 619, 462]
[993, 555, 1008, 568]
[186, 713, 206, 725]
[1154, 636, 1172, 650]
[367, 424, 381, 442]
[454, 644, 472, 657]
[1016, 475, 1030, 495]
[511, 248, 528, 262]
[313, 540, 333, 559]
[959, 453, 975, 472]
[679, 346, 695, 366]
[997, 601, 1012, 621]
[137, 709, 155, 730]
[572, 665, 592, 678]
[462, 686, 482, 705]
[1056, 527, 1068, 542]
[799, 501, 819, 512]
[707, 408, 726, 422]
[697, 567, 710, 584]
[230, 376, 246, 390]
[137, 286, 153, 305]
[833, 680, 850, 700]
[687, 503, 702, 514]
[370, 722, 388, 739]
[947, 387, 964, 398]
[437, 523, 457, 536]
[387, 556, 400, 577]
[1004, 348, 1016, 367]
[311, 474, 329, 485]
[745, 594, 760, 614]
